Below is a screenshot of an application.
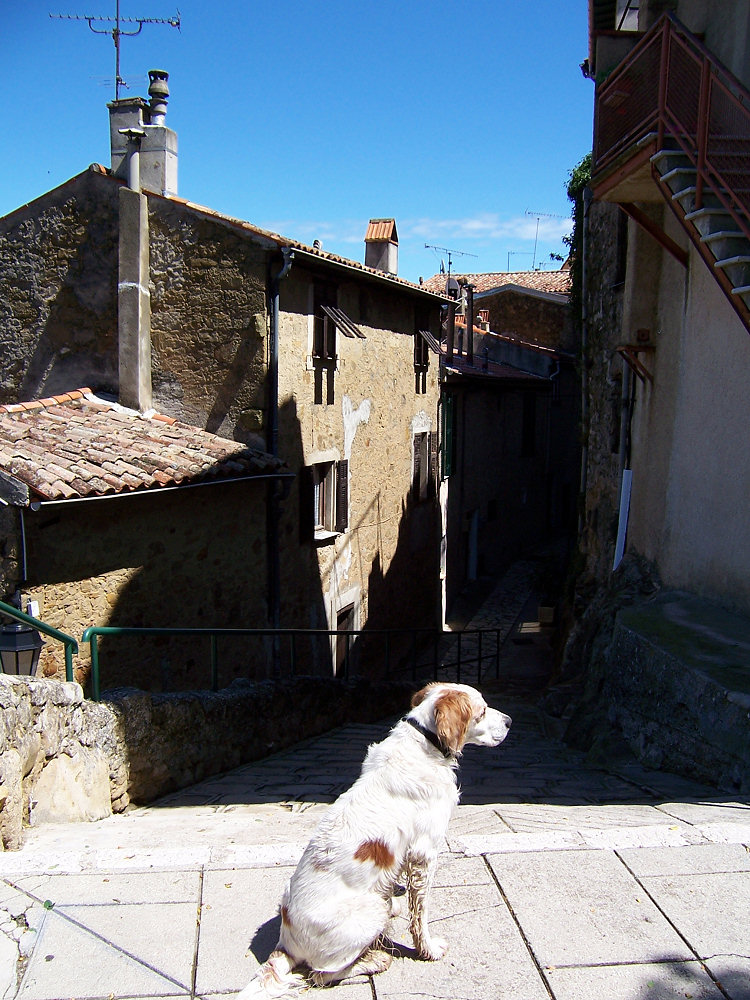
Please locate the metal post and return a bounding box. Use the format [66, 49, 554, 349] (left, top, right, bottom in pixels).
[210, 634, 218, 691]
[90, 636, 101, 702]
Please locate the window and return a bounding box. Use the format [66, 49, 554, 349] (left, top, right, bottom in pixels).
[414, 307, 438, 394]
[313, 282, 338, 362]
[302, 460, 349, 539]
[412, 431, 437, 501]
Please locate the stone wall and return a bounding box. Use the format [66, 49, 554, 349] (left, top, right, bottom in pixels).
[0, 673, 415, 851]
[148, 200, 270, 442]
[578, 199, 625, 585]
[0, 168, 119, 405]
[482, 288, 575, 351]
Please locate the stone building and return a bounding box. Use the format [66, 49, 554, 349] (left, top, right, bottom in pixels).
[421, 269, 579, 612]
[0, 74, 445, 690]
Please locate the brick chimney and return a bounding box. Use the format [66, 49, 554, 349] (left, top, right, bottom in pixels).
[108, 70, 178, 197]
[365, 219, 398, 275]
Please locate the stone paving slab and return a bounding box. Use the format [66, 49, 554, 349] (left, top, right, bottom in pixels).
[641, 870, 750, 957]
[17, 904, 190, 998]
[378, 857, 549, 1000]
[544, 961, 726, 999]
[486, 850, 695, 968]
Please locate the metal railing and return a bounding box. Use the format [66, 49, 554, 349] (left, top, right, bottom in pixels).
[594, 13, 750, 240]
[80, 624, 504, 701]
[0, 600, 78, 682]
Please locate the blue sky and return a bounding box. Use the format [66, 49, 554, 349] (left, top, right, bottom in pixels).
[1, 1, 593, 284]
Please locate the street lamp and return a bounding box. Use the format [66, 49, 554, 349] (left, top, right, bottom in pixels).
[0, 592, 43, 677]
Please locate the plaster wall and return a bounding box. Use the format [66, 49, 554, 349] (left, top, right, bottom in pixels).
[626, 218, 750, 613]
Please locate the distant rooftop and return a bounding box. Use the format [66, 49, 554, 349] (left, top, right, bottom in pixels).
[422, 269, 571, 297]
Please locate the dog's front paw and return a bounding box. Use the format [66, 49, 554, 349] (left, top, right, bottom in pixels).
[418, 936, 448, 961]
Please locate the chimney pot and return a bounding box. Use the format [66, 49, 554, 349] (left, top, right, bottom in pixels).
[148, 69, 170, 125]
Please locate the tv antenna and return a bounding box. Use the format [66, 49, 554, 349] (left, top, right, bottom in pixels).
[51, 1, 181, 100]
[525, 209, 566, 269]
[424, 244, 478, 278]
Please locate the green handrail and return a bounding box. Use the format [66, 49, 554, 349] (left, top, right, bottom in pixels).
[0, 600, 78, 683]
[81, 624, 504, 701]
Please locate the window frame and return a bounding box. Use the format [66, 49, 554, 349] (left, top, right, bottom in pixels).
[306, 459, 349, 540]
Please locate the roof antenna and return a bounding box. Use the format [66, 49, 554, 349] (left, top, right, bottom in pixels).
[525, 210, 566, 269]
[51, 1, 181, 100]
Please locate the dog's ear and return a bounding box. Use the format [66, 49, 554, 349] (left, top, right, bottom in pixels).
[411, 683, 437, 708]
[433, 690, 473, 755]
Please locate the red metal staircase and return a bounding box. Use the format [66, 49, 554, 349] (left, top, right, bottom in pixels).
[592, 13, 750, 333]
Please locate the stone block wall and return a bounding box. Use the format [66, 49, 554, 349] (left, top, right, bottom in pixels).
[482, 288, 574, 351]
[0, 168, 119, 404]
[0, 673, 415, 851]
[0, 675, 124, 850]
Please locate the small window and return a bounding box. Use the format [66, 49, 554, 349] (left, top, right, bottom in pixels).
[313, 282, 338, 362]
[412, 431, 437, 501]
[305, 460, 349, 538]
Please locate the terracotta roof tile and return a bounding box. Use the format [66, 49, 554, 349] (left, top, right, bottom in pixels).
[365, 219, 398, 243]
[0, 390, 287, 503]
[422, 269, 571, 297]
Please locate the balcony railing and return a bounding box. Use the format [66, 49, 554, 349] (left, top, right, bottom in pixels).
[594, 13, 750, 238]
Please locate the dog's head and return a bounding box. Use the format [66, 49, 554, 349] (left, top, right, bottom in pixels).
[409, 682, 511, 756]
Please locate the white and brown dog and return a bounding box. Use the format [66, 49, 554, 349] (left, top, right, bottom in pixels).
[237, 682, 512, 998]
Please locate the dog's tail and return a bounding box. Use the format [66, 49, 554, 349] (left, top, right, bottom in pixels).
[236, 950, 307, 999]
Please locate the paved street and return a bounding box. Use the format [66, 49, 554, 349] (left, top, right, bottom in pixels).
[0, 692, 748, 1000]
[0, 563, 748, 999]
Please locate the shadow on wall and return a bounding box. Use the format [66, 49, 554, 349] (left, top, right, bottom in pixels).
[363, 488, 442, 679]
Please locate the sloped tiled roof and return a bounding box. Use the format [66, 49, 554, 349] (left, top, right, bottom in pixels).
[421, 269, 571, 297]
[0, 389, 286, 504]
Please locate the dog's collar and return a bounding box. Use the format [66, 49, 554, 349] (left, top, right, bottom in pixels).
[404, 716, 454, 759]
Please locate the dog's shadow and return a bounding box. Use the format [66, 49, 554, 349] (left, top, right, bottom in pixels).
[249, 917, 419, 970]
[249, 915, 281, 964]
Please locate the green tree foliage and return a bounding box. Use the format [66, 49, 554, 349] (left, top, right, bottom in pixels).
[565, 152, 592, 330]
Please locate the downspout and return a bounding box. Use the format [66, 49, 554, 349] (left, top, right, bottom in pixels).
[578, 187, 592, 536]
[267, 249, 294, 650]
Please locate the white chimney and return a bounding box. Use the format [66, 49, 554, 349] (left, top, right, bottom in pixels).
[365, 218, 398, 275]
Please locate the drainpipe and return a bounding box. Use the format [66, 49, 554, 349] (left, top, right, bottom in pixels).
[267, 249, 294, 648]
[578, 187, 592, 536]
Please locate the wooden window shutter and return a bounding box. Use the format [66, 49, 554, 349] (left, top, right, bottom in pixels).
[429, 431, 438, 496]
[412, 438, 422, 499]
[299, 465, 315, 542]
[335, 460, 349, 532]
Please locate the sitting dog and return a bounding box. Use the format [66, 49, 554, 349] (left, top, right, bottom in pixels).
[237, 682, 512, 997]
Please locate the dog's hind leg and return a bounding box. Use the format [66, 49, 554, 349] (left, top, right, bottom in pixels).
[236, 950, 306, 998]
[310, 947, 392, 988]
